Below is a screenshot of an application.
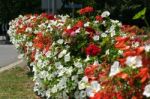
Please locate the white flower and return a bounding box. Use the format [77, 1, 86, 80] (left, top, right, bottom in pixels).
[110, 31, 116, 37]
[118, 50, 123, 55]
[93, 35, 99, 41]
[64, 53, 70, 62]
[57, 77, 67, 89]
[109, 61, 120, 77]
[105, 49, 109, 55]
[67, 25, 71, 29]
[71, 75, 78, 82]
[25, 27, 32, 33]
[57, 39, 64, 44]
[45, 89, 51, 98]
[75, 28, 80, 33]
[132, 42, 140, 48]
[78, 76, 88, 90]
[101, 33, 107, 37]
[125, 56, 142, 68]
[101, 11, 110, 18]
[80, 91, 86, 98]
[86, 81, 101, 97]
[84, 22, 90, 27]
[74, 61, 82, 68]
[93, 60, 99, 65]
[143, 84, 150, 97]
[58, 49, 67, 58]
[63, 91, 69, 99]
[45, 51, 52, 58]
[51, 85, 58, 93]
[85, 55, 90, 62]
[144, 44, 150, 52]
[55, 62, 63, 69]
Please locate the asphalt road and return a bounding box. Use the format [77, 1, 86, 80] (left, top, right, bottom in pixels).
[0, 45, 19, 67]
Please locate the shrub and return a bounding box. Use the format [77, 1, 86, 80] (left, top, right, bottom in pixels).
[8, 7, 150, 99]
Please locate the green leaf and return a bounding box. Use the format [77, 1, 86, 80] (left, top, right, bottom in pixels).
[132, 8, 146, 20]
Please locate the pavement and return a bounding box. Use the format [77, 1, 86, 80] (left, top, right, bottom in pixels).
[0, 44, 19, 67]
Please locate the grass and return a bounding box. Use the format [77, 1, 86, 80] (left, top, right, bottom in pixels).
[0, 66, 40, 99]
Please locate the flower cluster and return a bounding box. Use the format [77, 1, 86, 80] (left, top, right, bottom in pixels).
[8, 7, 150, 99]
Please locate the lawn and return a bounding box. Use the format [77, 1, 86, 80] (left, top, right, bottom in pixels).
[0, 66, 40, 99]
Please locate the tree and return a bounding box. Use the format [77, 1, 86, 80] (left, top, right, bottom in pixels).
[0, 0, 41, 23]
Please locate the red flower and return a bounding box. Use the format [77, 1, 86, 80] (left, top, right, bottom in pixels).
[74, 20, 84, 28]
[116, 72, 129, 80]
[115, 36, 130, 50]
[79, 6, 94, 14]
[86, 27, 96, 38]
[96, 15, 103, 21]
[65, 27, 79, 37]
[123, 50, 136, 57]
[135, 47, 144, 55]
[31, 51, 35, 61]
[86, 44, 101, 56]
[41, 13, 54, 20]
[136, 67, 150, 83]
[118, 58, 126, 66]
[116, 92, 124, 99]
[84, 64, 97, 78]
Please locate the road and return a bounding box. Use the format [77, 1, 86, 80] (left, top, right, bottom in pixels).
[0, 45, 19, 67]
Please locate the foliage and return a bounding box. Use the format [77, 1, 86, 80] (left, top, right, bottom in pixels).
[8, 7, 150, 99]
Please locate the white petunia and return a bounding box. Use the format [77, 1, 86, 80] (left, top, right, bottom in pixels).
[93, 60, 99, 65]
[93, 35, 99, 41]
[45, 51, 52, 58]
[144, 44, 150, 52]
[51, 85, 58, 93]
[45, 89, 51, 98]
[57, 39, 64, 44]
[64, 53, 70, 62]
[80, 91, 86, 98]
[58, 49, 67, 58]
[101, 11, 110, 18]
[101, 33, 107, 37]
[67, 25, 71, 29]
[143, 84, 150, 97]
[86, 81, 101, 97]
[78, 76, 88, 90]
[105, 49, 110, 55]
[63, 91, 69, 99]
[132, 42, 140, 48]
[125, 56, 142, 68]
[109, 61, 120, 77]
[85, 55, 90, 62]
[74, 61, 82, 68]
[118, 50, 123, 55]
[55, 62, 63, 69]
[75, 28, 80, 33]
[84, 22, 90, 27]
[25, 27, 32, 33]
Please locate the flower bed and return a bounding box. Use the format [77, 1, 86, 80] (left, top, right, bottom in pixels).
[8, 7, 150, 99]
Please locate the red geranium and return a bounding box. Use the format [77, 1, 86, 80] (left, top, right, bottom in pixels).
[96, 15, 103, 21]
[86, 43, 101, 56]
[74, 20, 84, 28]
[79, 6, 94, 15]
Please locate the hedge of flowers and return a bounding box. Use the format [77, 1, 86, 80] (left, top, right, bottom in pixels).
[8, 7, 150, 99]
